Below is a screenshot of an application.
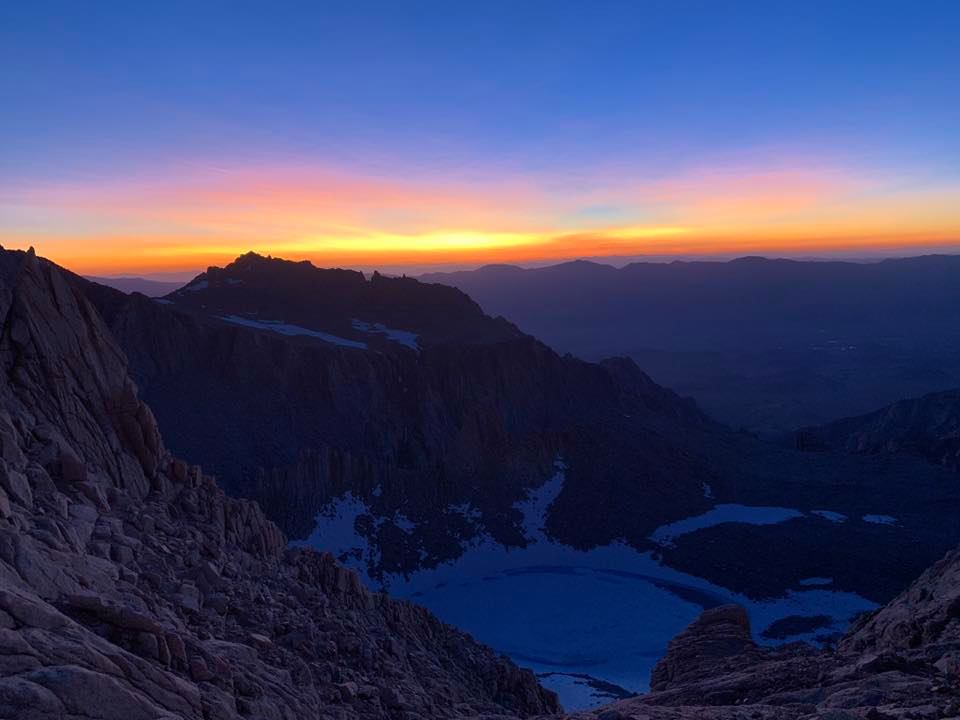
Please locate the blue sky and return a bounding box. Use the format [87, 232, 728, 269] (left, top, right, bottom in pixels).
[1, 1, 959, 273]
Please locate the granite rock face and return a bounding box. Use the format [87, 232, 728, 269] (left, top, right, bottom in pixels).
[557, 548, 960, 720]
[78, 254, 717, 575]
[0, 246, 559, 719]
[649, 605, 756, 692]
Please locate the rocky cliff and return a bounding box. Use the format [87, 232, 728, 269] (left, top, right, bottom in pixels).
[558, 545, 960, 719]
[78, 254, 718, 577]
[0, 246, 558, 719]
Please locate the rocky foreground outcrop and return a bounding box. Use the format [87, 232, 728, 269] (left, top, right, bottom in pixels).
[557, 558, 960, 719]
[0, 247, 559, 719]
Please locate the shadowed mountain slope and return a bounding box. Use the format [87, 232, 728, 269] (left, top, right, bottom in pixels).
[0, 246, 558, 719]
[423, 256, 960, 433]
[72, 253, 960, 608]
[801, 388, 960, 472]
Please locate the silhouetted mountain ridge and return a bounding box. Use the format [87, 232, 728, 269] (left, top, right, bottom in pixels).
[169, 251, 522, 348]
[422, 254, 960, 432]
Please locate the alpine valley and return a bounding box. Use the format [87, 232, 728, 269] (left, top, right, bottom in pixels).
[23, 249, 951, 710]
[2, 246, 960, 717]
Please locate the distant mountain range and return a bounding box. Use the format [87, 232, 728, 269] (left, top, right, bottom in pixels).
[85, 275, 186, 296]
[422, 255, 960, 433]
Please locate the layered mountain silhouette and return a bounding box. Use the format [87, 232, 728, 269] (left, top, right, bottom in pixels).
[67, 252, 960, 607]
[85, 275, 186, 297]
[423, 256, 960, 433]
[2, 244, 960, 718]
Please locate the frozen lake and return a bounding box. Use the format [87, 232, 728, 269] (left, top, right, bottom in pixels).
[297, 467, 876, 710]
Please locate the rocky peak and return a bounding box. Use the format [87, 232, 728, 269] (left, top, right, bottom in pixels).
[0, 247, 162, 498]
[165, 251, 522, 349]
[649, 605, 756, 692]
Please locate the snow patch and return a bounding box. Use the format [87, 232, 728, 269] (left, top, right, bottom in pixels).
[650, 504, 805, 547]
[394, 514, 416, 533]
[296, 463, 874, 711]
[812, 510, 848, 523]
[182, 280, 208, 293]
[379, 534, 873, 710]
[514, 471, 564, 541]
[291, 492, 378, 582]
[449, 502, 483, 523]
[863, 514, 898, 526]
[702, 482, 714, 500]
[219, 315, 367, 349]
[537, 672, 632, 711]
[351, 468, 873, 711]
[153, 298, 174, 305]
[351, 319, 420, 350]
[800, 577, 833, 586]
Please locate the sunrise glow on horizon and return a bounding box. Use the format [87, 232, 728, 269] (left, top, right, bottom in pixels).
[2, 2, 958, 276]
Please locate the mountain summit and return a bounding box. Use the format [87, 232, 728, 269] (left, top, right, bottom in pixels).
[169, 252, 522, 350]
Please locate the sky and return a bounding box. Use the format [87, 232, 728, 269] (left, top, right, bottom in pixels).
[1, 0, 959, 276]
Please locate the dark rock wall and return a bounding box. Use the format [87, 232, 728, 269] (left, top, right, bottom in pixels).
[0, 247, 559, 719]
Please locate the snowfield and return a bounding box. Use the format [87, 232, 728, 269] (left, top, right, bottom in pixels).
[351, 319, 420, 350]
[812, 510, 848, 523]
[218, 315, 368, 349]
[296, 464, 876, 710]
[649, 503, 805, 547]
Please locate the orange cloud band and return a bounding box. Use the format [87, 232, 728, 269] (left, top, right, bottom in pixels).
[3, 161, 958, 275]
